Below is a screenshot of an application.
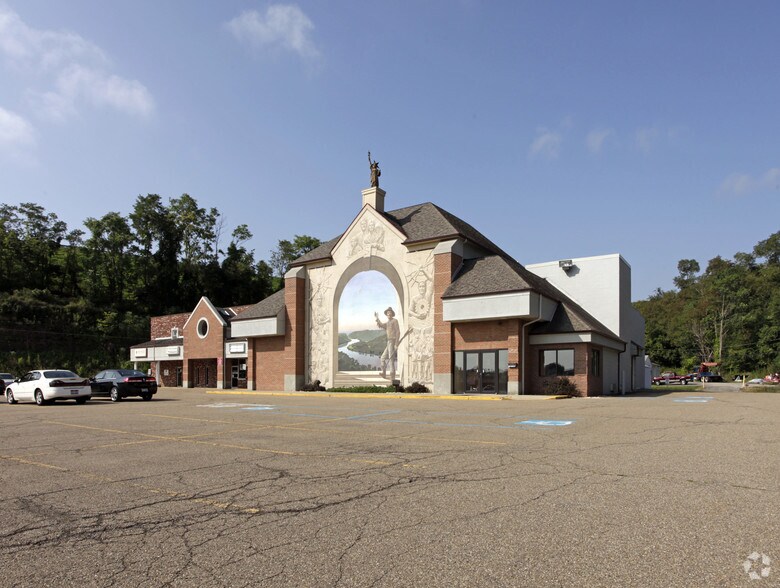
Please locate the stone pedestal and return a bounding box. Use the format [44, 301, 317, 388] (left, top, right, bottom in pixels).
[362, 187, 386, 212]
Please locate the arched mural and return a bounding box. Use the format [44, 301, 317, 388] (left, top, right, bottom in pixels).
[337, 271, 401, 373]
[306, 208, 434, 388]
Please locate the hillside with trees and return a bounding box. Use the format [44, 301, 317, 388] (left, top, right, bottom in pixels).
[0, 196, 320, 376]
[635, 231, 780, 376]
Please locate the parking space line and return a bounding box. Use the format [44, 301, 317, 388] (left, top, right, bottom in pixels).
[0, 454, 261, 515]
[145, 413, 509, 446]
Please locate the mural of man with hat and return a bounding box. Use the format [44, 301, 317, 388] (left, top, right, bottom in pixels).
[374, 307, 400, 381]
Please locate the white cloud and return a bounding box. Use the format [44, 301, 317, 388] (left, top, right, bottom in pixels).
[0, 5, 106, 71]
[0, 5, 153, 123]
[529, 128, 562, 159]
[33, 64, 154, 121]
[719, 168, 780, 198]
[586, 128, 614, 154]
[0, 105, 35, 149]
[635, 126, 660, 153]
[227, 4, 320, 61]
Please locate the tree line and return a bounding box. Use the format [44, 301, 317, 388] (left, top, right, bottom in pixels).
[0, 196, 320, 375]
[635, 231, 780, 376]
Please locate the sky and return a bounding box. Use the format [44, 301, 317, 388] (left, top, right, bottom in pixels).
[338, 270, 399, 333]
[1, 1, 779, 301]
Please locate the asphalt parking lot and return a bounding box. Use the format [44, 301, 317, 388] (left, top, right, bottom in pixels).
[1, 388, 777, 587]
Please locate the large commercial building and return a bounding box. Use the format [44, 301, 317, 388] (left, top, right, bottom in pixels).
[131, 185, 645, 395]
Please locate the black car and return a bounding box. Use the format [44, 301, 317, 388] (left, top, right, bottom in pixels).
[90, 369, 158, 401]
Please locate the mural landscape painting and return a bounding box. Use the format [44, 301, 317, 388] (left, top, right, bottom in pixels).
[337, 271, 398, 372]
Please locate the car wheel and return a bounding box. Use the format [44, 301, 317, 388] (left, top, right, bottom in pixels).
[35, 390, 46, 406]
[141, 393, 153, 401]
[76, 396, 89, 404]
[110, 387, 121, 402]
[6, 390, 16, 404]
[682, 379, 688, 385]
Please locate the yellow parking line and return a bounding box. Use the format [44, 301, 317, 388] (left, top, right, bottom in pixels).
[0, 455, 261, 515]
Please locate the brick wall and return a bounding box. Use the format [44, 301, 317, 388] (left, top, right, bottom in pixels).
[453, 319, 522, 390]
[253, 336, 286, 390]
[189, 358, 217, 388]
[155, 360, 182, 387]
[284, 275, 306, 389]
[433, 251, 461, 388]
[527, 342, 592, 396]
[182, 300, 226, 387]
[151, 313, 190, 339]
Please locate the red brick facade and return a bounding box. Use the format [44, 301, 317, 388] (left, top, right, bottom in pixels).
[433, 250, 462, 388]
[150, 313, 189, 339]
[526, 342, 604, 396]
[182, 300, 226, 388]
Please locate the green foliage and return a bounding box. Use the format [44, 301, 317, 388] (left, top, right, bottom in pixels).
[637, 230, 780, 375]
[0, 197, 320, 375]
[269, 235, 322, 277]
[327, 385, 396, 393]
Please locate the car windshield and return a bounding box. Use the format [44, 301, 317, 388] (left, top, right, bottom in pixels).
[0, 373, 13, 379]
[118, 369, 145, 377]
[43, 370, 78, 378]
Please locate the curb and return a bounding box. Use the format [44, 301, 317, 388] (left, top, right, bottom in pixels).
[206, 390, 566, 401]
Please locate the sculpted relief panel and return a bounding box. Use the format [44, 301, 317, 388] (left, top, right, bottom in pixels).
[308, 273, 333, 386]
[404, 251, 434, 386]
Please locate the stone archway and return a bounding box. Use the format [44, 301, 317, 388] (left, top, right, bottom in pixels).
[331, 257, 405, 385]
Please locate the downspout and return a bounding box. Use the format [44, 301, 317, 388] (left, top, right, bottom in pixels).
[521, 294, 544, 395]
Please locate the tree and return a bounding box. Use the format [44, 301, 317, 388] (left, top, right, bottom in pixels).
[83, 212, 134, 306]
[269, 235, 321, 278]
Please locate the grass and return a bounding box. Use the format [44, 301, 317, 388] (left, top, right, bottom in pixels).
[649, 384, 704, 392]
[743, 385, 780, 393]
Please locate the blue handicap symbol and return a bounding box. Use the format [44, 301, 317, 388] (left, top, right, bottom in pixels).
[518, 419, 574, 426]
[241, 405, 277, 411]
[673, 397, 713, 403]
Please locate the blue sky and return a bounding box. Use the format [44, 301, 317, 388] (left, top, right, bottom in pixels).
[1, 1, 778, 301]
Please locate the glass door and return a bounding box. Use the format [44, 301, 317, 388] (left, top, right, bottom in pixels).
[454, 350, 507, 394]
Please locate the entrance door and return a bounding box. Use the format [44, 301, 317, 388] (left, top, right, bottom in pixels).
[454, 350, 507, 394]
[463, 351, 496, 393]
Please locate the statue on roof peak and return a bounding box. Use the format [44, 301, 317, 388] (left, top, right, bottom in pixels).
[368, 151, 381, 188]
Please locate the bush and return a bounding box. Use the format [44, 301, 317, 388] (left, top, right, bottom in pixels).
[300, 379, 326, 391]
[404, 382, 429, 393]
[541, 377, 583, 397]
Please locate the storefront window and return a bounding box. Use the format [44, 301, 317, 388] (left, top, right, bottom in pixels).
[541, 349, 575, 376]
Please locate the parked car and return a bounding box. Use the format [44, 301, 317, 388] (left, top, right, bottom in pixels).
[5, 369, 91, 405]
[652, 372, 689, 385]
[89, 369, 158, 401]
[1, 372, 15, 394]
[698, 372, 723, 383]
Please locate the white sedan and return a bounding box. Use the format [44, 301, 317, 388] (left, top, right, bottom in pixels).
[5, 370, 91, 405]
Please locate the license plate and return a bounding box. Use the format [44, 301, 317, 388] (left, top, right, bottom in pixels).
[70, 390, 79, 395]
[141, 388, 148, 393]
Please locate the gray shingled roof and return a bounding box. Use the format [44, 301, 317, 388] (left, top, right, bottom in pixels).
[443, 255, 620, 341]
[131, 337, 182, 349]
[289, 202, 508, 268]
[232, 289, 286, 321]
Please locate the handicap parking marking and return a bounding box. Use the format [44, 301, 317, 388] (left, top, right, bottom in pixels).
[673, 396, 714, 404]
[197, 402, 277, 410]
[517, 419, 575, 427]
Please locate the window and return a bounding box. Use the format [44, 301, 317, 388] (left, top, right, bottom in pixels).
[591, 349, 601, 377]
[453, 350, 509, 394]
[197, 318, 209, 338]
[541, 349, 575, 376]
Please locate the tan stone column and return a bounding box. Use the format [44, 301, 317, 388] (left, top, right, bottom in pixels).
[246, 337, 256, 391]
